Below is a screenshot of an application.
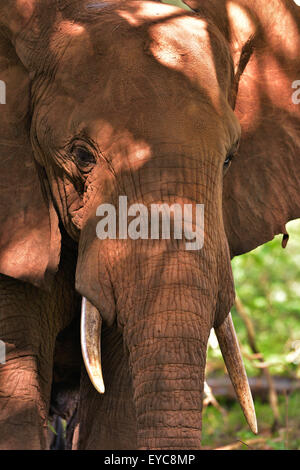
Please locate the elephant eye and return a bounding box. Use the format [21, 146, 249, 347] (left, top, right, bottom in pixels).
[74, 147, 96, 166]
[224, 141, 239, 173]
[70, 144, 97, 171]
[224, 154, 233, 169]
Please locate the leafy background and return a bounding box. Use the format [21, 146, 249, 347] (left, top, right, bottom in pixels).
[205, 219, 300, 450]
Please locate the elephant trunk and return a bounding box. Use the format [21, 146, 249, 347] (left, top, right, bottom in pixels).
[115, 250, 217, 450]
[124, 309, 209, 450]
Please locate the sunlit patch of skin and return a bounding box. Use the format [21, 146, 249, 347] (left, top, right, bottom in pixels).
[85, 120, 152, 173]
[229, 0, 300, 126]
[236, 52, 295, 130]
[250, 0, 300, 61]
[117, 1, 183, 27]
[228, 1, 300, 62]
[227, 0, 300, 129]
[88, 121, 115, 154]
[129, 141, 152, 165]
[147, 16, 224, 112]
[226, 1, 256, 69]
[49, 19, 92, 77]
[56, 20, 86, 37]
[42, 3, 239, 176]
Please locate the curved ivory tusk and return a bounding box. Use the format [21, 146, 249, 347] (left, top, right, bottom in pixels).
[214, 313, 258, 434]
[81, 297, 105, 394]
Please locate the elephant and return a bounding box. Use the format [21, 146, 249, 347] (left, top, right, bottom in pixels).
[0, 0, 299, 450]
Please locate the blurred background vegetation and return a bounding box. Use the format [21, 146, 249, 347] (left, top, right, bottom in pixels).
[204, 219, 300, 450]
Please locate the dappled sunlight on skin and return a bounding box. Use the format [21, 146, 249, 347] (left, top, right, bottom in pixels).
[243, 0, 300, 61]
[39, 4, 239, 176]
[184, 0, 300, 257]
[226, 1, 256, 68]
[117, 1, 183, 27]
[49, 20, 88, 58]
[59, 20, 86, 36]
[225, 0, 300, 116]
[229, 0, 300, 124]
[269, 8, 300, 60]
[89, 121, 152, 171]
[49, 19, 89, 57]
[119, 138, 153, 168]
[5, 0, 297, 449]
[234, 51, 297, 130]
[16, 0, 239, 163]
[147, 16, 224, 112]
[226, 0, 300, 75]
[113, 2, 235, 121]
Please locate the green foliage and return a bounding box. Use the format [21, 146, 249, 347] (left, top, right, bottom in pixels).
[205, 219, 300, 449]
[48, 421, 57, 436]
[232, 219, 300, 377]
[202, 392, 300, 450]
[161, 0, 191, 10]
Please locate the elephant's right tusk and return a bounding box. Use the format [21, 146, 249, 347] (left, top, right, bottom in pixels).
[214, 313, 258, 435]
[81, 297, 105, 394]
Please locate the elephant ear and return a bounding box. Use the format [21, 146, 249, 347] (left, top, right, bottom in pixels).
[0, 32, 61, 288]
[184, 0, 300, 256]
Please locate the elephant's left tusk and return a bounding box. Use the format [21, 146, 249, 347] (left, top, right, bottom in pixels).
[214, 313, 258, 435]
[81, 297, 105, 394]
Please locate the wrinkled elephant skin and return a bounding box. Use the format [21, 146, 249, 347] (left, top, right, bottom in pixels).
[0, 0, 299, 450]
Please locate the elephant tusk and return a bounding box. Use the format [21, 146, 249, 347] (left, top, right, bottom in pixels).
[81, 297, 105, 394]
[214, 313, 258, 435]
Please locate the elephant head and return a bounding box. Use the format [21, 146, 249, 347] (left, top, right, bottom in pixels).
[0, 0, 299, 449]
